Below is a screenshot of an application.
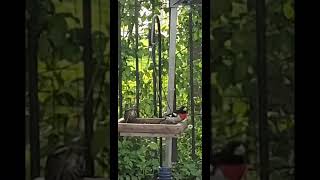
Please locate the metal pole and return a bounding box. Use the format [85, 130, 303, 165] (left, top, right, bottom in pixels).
[152, 22, 158, 118]
[135, 0, 140, 116]
[83, 0, 94, 175]
[119, 1, 123, 116]
[166, 2, 178, 168]
[256, 0, 269, 179]
[151, 14, 164, 166]
[27, 0, 41, 177]
[188, 4, 196, 160]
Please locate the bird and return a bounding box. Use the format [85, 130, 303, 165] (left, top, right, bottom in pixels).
[124, 105, 138, 123]
[160, 106, 188, 124]
[45, 138, 88, 180]
[211, 141, 247, 180]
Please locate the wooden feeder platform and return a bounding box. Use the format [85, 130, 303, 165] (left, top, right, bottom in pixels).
[34, 178, 105, 180]
[118, 118, 188, 138]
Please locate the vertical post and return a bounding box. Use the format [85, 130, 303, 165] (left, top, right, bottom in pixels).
[256, 0, 269, 179]
[166, 2, 178, 168]
[188, 4, 196, 160]
[118, 1, 123, 116]
[135, 0, 140, 116]
[151, 20, 158, 118]
[27, 0, 41, 178]
[83, 0, 94, 175]
[110, 1, 119, 179]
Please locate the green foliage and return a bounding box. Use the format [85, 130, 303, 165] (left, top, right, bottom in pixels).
[118, 138, 159, 178]
[26, 0, 110, 178]
[211, 0, 294, 179]
[119, 0, 202, 179]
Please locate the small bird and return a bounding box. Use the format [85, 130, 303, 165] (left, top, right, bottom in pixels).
[211, 141, 247, 180]
[124, 105, 138, 123]
[45, 139, 87, 180]
[160, 106, 188, 124]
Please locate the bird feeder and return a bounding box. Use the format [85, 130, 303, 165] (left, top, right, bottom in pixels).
[118, 1, 202, 177]
[118, 118, 188, 137]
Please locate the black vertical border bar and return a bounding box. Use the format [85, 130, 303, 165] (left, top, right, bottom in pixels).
[118, 1, 123, 119]
[110, 0, 119, 179]
[256, 0, 269, 179]
[83, 0, 94, 176]
[27, 0, 41, 178]
[202, 0, 211, 179]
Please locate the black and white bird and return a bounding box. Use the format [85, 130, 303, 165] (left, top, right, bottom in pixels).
[160, 106, 188, 124]
[124, 105, 138, 123]
[211, 141, 247, 180]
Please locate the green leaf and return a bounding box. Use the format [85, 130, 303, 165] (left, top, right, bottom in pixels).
[283, 1, 294, 20]
[148, 141, 158, 150]
[232, 101, 248, 116]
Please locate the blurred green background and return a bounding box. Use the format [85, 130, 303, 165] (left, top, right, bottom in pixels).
[26, 0, 110, 179]
[210, 0, 294, 179]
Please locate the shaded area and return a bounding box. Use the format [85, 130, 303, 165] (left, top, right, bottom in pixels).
[26, 0, 110, 179]
[210, 0, 294, 179]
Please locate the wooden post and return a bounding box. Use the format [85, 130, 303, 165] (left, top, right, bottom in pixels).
[165, 3, 178, 168]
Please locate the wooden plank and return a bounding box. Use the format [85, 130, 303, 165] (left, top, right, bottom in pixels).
[119, 122, 187, 133]
[34, 178, 106, 180]
[119, 132, 180, 138]
[118, 117, 165, 124]
[118, 116, 188, 135]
